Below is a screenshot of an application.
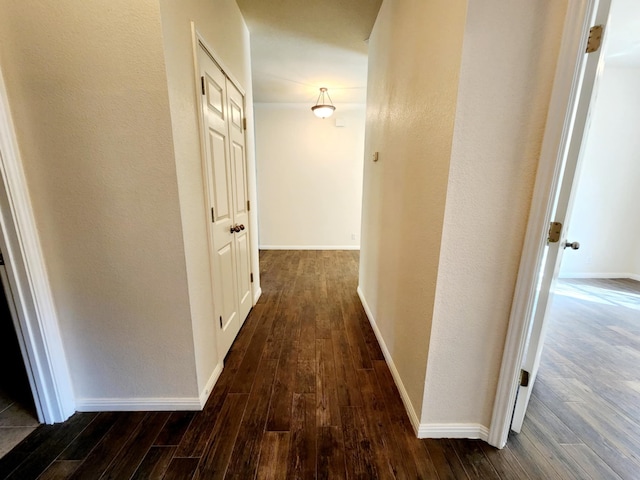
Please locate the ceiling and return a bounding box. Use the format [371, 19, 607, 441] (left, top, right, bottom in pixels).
[236, 0, 638, 105]
[605, 0, 640, 67]
[236, 0, 382, 104]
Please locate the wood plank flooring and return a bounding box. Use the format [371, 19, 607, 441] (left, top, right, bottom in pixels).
[0, 252, 639, 479]
[526, 278, 640, 480]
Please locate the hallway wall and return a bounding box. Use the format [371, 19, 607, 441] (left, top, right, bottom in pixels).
[425, 0, 567, 429]
[359, 0, 568, 436]
[0, 1, 198, 405]
[359, 0, 468, 422]
[255, 103, 365, 249]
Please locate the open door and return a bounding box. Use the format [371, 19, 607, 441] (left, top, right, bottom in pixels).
[510, 0, 612, 432]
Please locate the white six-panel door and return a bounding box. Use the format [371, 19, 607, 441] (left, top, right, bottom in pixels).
[198, 44, 252, 359]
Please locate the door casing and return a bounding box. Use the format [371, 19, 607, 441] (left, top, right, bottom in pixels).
[0, 68, 75, 424]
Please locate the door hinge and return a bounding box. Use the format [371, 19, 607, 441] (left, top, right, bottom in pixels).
[519, 369, 530, 387]
[586, 25, 603, 53]
[201, 76, 206, 95]
[211, 207, 215, 223]
[247, 200, 250, 211]
[250, 273, 254, 283]
[219, 316, 223, 328]
[548, 221, 562, 243]
[243, 117, 247, 131]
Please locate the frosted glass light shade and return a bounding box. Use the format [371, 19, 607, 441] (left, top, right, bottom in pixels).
[311, 104, 336, 119]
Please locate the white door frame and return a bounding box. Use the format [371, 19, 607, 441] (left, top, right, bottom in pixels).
[0, 69, 75, 424]
[487, 0, 600, 448]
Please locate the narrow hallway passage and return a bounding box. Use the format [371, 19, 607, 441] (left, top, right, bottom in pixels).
[1, 251, 612, 479]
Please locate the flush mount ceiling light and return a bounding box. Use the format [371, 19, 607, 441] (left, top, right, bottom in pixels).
[311, 87, 336, 119]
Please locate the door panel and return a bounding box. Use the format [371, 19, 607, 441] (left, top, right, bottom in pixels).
[216, 242, 238, 330]
[229, 98, 243, 132]
[205, 74, 225, 118]
[208, 129, 231, 221]
[199, 46, 240, 358]
[232, 142, 247, 215]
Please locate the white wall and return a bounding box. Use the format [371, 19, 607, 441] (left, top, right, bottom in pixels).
[359, 0, 468, 422]
[0, 1, 198, 403]
[0, 0, 258, 409]
[360, 0, 567, 435]
[560, 66, 640, 280]
[255, 104, 365, 249]
[424, 0, 567, 429]
[158, 0, 259, 397]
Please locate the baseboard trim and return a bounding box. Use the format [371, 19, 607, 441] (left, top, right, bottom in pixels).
[76, 397, 202, 412]
[260, 245, 360, 251]
[357, 286, 422, 435]
[559, 272, 640, 281]
[199, 362, 223, 407]
[418, 423, 490, 441]
[253, 287, 262, 305]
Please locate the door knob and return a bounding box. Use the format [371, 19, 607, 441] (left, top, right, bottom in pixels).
[233, 225, 241, 233]
[239, 224, 245, 230]
[564, 241, 580, 250]
[230, 226, 235, 234]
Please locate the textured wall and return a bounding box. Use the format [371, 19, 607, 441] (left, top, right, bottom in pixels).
[359, 0, 468, 417]
[158, 0, 257, 395]
[423, 0, 567, 426]
[0, 1, 198, 400]
[560, 67, 640, 279]
[255, 103, 365, 249]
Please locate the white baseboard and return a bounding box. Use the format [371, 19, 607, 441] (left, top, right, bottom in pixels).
[559, 272, 640, 281]
[260, 245, 360, 251]
[76, 397, 202, 412]
[253, 287, 262, 305]
[418, 423, 489, 441]
[357, 286, 422, 435]
[358, 286, 492, 441]
[199, 362, 223, 407]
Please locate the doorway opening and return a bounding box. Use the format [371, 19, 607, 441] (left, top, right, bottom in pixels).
[493, 0, 640, 453]
[0, 277, 39, 458]
[513, 23, 640, 471]
[523, 12, 640, 464]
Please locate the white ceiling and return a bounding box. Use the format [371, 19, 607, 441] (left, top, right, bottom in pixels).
[605, 0, 640, 67]
[236, 0, 382, 104]
[236, 0, 638, 105]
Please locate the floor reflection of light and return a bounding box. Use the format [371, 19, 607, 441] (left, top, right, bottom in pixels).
[554, 280, 640, 312]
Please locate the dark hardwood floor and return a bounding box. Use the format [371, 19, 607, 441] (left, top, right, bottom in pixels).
[1, 252, 639, 479]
